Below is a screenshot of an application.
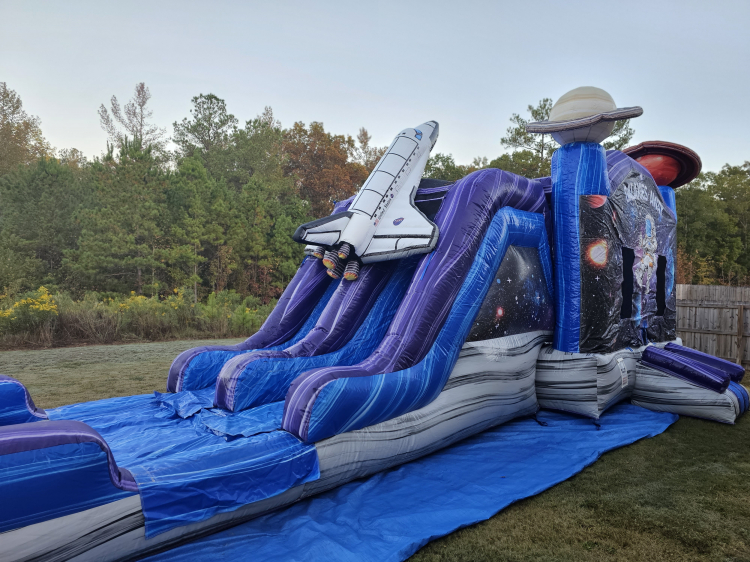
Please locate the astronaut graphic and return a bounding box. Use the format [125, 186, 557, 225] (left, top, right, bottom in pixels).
[627, 212, 658, 335]
[634, 214, 657, 293]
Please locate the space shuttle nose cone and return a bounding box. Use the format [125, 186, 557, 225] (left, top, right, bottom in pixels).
[418, 121, 439, 148]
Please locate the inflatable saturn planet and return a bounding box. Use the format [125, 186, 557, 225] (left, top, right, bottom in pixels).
[527, 86, 643, 144]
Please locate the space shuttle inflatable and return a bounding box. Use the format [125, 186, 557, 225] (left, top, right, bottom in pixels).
[293, 121, 440, 280]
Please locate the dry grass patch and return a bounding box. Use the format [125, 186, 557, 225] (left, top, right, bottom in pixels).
[0, 338, 243, 408]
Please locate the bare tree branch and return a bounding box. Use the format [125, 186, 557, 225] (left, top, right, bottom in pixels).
[98, 83, 167, 150]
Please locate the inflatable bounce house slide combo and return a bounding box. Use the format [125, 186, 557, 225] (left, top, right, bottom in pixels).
[1, 87, 747, 561]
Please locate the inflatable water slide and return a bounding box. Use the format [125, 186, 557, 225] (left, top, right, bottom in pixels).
[0, 87, 745, 562]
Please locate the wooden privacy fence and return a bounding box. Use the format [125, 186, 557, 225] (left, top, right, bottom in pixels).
[675, 284, 750, 368]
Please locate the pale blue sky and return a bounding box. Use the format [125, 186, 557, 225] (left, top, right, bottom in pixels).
[1, 0, 748, 172]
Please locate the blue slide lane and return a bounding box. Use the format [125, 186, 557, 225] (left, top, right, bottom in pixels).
[170, 196, 358, 393]
[294, 207, 553, 442]
[223, 257, 419, 412]
[143, 404, 677, 562]
[176, 277, 340, 391]
[152, 259, 418, 418]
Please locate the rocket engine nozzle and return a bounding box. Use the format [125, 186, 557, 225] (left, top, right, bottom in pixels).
[343, 260, 360, 281]
[326, 259, 345, 279]
[322, 250, 340, 270]
[337, 243, 353, 260]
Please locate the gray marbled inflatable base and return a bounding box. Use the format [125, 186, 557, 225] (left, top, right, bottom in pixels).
[535, 339, 682, 419]
[632, 363, 741, 424]
[535, 345, 642, 419]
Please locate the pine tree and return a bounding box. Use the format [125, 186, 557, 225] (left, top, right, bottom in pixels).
[66, 138, 168, 294]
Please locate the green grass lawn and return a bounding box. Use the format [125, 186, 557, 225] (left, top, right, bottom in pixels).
[1, 340, 748, 561]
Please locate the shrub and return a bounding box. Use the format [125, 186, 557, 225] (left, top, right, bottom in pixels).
[0, 287, 58, 345]
[230, 296, 277, 335]
[54, 292, 120, 343]
[0, 287, 276, 349]
[117, 290, 195, 340]
[196, 290, 242, 336]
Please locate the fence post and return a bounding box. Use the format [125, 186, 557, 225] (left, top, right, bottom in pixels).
[737, 304, 745, 365]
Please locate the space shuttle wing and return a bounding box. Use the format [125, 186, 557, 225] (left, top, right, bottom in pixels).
[292, 211, 353, 247]
[360, 196, 438, 263]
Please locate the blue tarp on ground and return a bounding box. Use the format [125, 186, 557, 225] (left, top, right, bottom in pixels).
[144, 404, 676, 562]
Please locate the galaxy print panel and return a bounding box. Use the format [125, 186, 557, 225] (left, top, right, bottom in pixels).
[609, 170, 677, 344]
[467, 245, 553, 343]
[579, 194, 623, 353]
[578, 169, 677, 353]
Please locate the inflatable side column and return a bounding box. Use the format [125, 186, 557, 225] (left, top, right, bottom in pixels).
[526, 86, 643, 354]
[658, 185, 677, 217]
[550, 142, 609, 352]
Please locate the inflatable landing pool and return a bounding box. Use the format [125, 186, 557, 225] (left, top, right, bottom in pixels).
[1, 92, 746, 561]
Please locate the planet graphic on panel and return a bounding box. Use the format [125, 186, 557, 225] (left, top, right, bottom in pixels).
[587, 195, 608, 209]
[587, 240, 608, 267]
[635, 154, 681, 186]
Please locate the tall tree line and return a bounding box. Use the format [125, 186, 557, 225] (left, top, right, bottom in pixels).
[1, 82, 748, 301]
[0, 83, 382, 302]
[675, 163, 750, 285]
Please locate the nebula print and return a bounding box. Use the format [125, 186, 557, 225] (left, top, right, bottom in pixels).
[586, 239, 609, 267]
[467, 245, 553, 342]
[577, 170, 678, 354]
[579, 194, 624, 352]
